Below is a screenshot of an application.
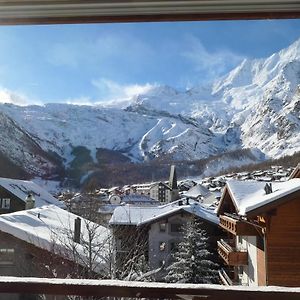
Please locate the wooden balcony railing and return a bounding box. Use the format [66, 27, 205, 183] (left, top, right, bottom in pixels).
[219, 215, 259, 236]
[218, 268, 236, 286]
[218, 239, 248, 266]
[0, 277, 300, 300]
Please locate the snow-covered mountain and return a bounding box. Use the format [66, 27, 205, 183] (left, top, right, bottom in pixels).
[1, 38, 300, 181]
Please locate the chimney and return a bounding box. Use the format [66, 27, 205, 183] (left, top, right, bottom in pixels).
[264, 183, 273, 195]
[169, 165, 178, 190]
[25, 193, 35, 210]
[74, 217, 81, 244]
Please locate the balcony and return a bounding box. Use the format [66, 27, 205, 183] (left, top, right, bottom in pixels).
[219, 268, 236, 286]
[219, 215, 259, 236]
[218, 239, 248, 266]
[0, 276, 299, 300]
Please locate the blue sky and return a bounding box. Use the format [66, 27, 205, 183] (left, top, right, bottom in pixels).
[0, 19, 300, 105]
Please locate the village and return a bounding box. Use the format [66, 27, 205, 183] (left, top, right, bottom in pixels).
[0, 161, 299, 298]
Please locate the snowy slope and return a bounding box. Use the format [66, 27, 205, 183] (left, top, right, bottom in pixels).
[1, 38, 300, 179]
[0, 103, 223, 167]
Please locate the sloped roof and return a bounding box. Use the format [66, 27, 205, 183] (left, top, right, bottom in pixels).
[0, 177, 65, 209]
[109, 200, 219, 226]
[0, 205, 110, 272]
[122, 194, 159, 204]
[184, 184, 211, 199]
[222, 178, 300, 216]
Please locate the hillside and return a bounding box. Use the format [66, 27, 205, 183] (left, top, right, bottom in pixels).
[1, 38, 300, 187]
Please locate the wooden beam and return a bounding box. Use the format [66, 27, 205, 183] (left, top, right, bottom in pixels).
[0, 277, 300, 300]
[0, 1, 300, 25]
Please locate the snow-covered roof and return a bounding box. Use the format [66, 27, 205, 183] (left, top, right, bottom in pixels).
[225, 178, 300, 215]
[149, 181, 172, 190]
[122, 194, 159, 204]
[0, 177, 65, 209]
[0, 205, 110, 272]
[109, 200, 219, 226]
[184, 184, 211, 199]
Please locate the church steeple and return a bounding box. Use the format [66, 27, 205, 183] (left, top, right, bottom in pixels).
[169, 165, 177, 190]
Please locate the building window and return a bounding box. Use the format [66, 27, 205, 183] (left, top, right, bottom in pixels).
[0, 249, 14, 265]
[159, 223, 166, 232]
[170, 223, 182, 232]
[1, 198, 10, 209]
[170, 241, 178, 252]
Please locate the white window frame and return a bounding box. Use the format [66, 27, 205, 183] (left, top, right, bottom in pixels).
[1, 198, 10, 209]
[0, 248, 15, 265]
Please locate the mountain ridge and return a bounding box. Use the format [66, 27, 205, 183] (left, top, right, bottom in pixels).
[1, 38, 300, 185]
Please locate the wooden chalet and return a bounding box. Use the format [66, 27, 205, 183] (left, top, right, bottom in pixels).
[216, 178, 300, 287]
[0, 205, 110, 298]
[0, 177, 64, 214]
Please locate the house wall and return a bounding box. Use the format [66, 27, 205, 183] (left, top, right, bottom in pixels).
[0, 231, 80, 300]
[0, 186, 24, 214]
[149, 184, 179, 204]
[112, 225, 149, 278]
[236, 236, 257, 286]
[150, 184, 169, 203]
[148, 213, 222, 280]
[257, 235, 266, 286]
[266, 197, 300, 286]
[246, 236, 258, 286]
[148, 214, 186, 273]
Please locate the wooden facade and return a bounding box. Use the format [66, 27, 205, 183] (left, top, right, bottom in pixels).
[217, 179, 300, 287]
[0, 186, 25, 215]
[0, 231, 80, 300]
[265, 197, 300, 286]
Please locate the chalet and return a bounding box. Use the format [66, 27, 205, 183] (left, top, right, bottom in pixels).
[0, 177, 65, 214]
[184, 183, 218, 204]
[216, 178, 300, 287]
[109, 199, 222, 280]
[98, 194, 160, 224]
[149, 165, 179, 203]
[0, 205, 110, 284]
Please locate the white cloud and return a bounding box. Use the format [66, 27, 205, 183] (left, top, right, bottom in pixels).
[182, 36, 245, 81]
[91, 77, 156, 101]
[46, 32, 153, 70]
[0, 88, 41, 106]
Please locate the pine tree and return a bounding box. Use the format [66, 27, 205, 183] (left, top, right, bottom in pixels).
[165, 217, 218, 284]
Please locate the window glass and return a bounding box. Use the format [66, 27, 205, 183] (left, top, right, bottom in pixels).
[159, 223, 166, 232]
[1, 198, 10, 209]
[170, 223, 182, 232]
[0, 249, 14, 265]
